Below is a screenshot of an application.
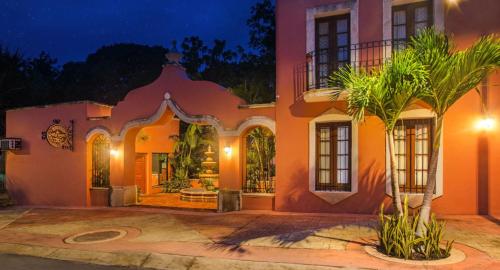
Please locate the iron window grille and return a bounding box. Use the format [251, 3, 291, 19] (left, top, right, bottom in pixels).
[91, 134, 110, 188]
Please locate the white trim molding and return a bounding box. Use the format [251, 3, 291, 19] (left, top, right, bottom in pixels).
[85, 127, 112, 142]
[306, 0, 359, 54]
[309, 107, 359, 205]
[113, 92, 276, 141]
[235, 116, 276, 136]
[385, 108, 444, 208]
[305, 1, 359, 92]
[383, 0, 445, 41]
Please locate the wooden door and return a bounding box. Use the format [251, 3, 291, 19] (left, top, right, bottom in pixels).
[135, 153, 147, 194]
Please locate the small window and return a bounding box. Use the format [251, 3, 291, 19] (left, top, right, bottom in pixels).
[315, 122, 351, 191]
[152, 153, 169, 185]
[393, 119, 433, 193]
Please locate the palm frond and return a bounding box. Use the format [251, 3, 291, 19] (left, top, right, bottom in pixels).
[410, 29, 500, 115]
[330, 48, 428, 131]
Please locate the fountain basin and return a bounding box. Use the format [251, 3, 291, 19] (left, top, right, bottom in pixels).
[180, 188, 218, 202]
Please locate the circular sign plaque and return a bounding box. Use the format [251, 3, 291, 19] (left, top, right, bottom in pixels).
[46, 124, 69, 148]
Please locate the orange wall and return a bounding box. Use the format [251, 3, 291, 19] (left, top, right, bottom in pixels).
[6, 64, 275, 207]
[275, 0, 499, 214]
[6, 103, 89, 206]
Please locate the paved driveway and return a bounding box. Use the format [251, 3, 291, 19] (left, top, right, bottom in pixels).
[0, 253, 144, 270]
[0, 207, 498, 270]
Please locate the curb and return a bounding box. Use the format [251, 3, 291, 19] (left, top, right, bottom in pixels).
[0, 242, 353, 270]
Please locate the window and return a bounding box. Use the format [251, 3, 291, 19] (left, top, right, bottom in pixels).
[92, 134, 110, 187]
[393, 119, 433, 193]
[152, 153, 169, 185]
[315, 14, 350, 89]
[392, 1, 432, 49]
[316, 122, 351, 191]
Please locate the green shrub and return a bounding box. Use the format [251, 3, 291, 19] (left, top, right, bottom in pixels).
[377, 196, 453, 260]
[415, 214, 454, 259]
[164, 177, 190, 193]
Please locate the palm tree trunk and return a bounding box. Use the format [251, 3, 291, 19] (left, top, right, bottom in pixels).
[416, 115, 443, 236]
[388, 131, 403, 216]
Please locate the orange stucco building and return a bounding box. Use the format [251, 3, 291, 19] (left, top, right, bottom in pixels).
[3, 0, 500, 215]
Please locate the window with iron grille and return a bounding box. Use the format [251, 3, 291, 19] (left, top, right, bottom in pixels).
[315, 122, 351, 191]
[315, 14, 350, 89]
[243, 127, 275, 193]
[392, 0, 433, 50]
[92, 134, 110, 188]
[393, 118, 434, 193]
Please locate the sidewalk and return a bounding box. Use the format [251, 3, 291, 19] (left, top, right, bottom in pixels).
[0, 207, 498, 270]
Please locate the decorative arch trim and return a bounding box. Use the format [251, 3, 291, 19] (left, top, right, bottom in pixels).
[85, 127, 112, 142]
[235, 116, 276, 137]
[113, 92, 276, 141]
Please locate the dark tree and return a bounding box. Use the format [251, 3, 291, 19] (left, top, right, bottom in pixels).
[180, 36, 207, 79]
[56, 43, 168, 105]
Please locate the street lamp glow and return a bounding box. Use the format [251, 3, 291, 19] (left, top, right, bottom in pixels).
[476, 117, 495, 131]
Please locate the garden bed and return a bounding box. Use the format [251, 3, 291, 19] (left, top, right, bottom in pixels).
[364, 245, 465, 266]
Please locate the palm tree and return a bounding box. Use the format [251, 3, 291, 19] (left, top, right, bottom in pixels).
[332, 49, 428, 215]
[172, 124, 203, 179]
[410, 29, 500, 235]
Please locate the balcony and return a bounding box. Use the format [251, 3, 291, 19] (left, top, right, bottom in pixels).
[294, 39, 406, 102]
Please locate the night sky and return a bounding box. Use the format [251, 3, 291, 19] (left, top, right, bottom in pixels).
[0, 0, 262, 64]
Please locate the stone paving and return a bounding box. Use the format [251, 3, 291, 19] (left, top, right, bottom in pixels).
[139, 193, 217, 210]
[0, 207, 498, 269]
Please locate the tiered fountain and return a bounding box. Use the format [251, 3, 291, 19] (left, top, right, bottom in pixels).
[180, 145, 219, 202]
[198, 145, 219, 188]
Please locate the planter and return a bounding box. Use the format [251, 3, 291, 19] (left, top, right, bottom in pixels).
[217, 190, 242, 212]
[89, 187, 110, 207]
[363, 245, 465, 266]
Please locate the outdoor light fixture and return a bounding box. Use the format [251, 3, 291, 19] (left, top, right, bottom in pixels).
[224, 146, 232, 156]
[110, 149, 120, 157]
[476, 117, 495, 131]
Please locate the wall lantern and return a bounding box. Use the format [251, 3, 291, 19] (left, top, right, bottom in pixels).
[224, 146, 232, 156]
[110, 149, 121, 158]
[476, 117, 495, 131]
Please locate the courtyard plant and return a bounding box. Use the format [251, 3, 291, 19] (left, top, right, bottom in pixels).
[167, 123, 218, 192]
[331, 48, 428, 215]
[409, 29, 500, 236]
[378, 197, 453, 260]
[245, 127, 275, 193]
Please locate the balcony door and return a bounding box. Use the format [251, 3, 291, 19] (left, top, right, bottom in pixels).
[392, 1, 433, 49]
[315, 14, 350, 89]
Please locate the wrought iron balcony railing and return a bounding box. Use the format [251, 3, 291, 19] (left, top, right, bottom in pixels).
[294, 39, 407, 98]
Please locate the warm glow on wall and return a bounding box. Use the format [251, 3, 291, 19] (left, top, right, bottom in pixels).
[446, 0, 462, 9]
[476, 117, 495, 131]
[224, 146, 232, 156]
[110, 149, 120, 157]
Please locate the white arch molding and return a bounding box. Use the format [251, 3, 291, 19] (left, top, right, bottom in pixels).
[85, 126, 112, 142]
[85, 91, 277, 141]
